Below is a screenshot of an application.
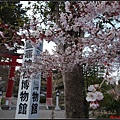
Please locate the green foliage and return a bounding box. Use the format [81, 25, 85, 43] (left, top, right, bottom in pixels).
[1, 97, 5, 105]
[0, 1, 28, 54]
[0, 2, 28, 27]
[40, 96, 46, 103]
[99, 83, 120, 116]
[104, 99, 120, 115]
[99, 92, 113, 107]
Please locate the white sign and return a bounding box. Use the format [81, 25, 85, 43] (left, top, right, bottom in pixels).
[15, 40, 43, 119]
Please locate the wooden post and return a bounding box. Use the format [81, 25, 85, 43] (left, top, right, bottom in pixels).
[46, 69, 52, 109]
[0, 54, 22, 109]
[5, 56, 19, 108]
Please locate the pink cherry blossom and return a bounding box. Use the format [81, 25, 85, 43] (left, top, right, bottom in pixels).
[88, 85, 96, 92]
[45, 29, 52, 36]
[105, 75, 116, 85]
[65, 1, 71, 13]
[95, 91, 104, 101]
[86, 92, 97, 102]
[0, 31, 5, 38]
[90, 101, 99, 109]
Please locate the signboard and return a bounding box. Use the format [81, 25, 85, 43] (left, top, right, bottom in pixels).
[15, 40, 43, 119]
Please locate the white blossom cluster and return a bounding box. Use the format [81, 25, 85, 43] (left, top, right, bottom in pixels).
[43, 1, 120, 109]
[86, 84, 104, 109]
[44, 1, 120, 71]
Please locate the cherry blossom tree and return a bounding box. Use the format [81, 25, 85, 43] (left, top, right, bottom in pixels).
[40, 1, 120, 118]
[14, 1, 120, 118]
[1, 1, 120, 118]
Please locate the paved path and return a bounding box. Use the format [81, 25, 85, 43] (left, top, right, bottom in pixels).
[0, 97, 65, 119]
[0, 109, 65, 119]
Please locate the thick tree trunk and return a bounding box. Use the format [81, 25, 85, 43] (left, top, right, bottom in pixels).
[53, 2, 89, 118]
[62, 64, 89, 118]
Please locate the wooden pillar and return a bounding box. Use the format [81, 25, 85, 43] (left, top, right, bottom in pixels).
[46, 70, 52, 108]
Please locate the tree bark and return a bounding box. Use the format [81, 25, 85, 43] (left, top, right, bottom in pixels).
[62, 64, 89, 118]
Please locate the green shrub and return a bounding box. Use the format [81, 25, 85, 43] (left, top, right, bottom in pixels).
[1, 97, 5, 105]
[40, 96, 46, 103]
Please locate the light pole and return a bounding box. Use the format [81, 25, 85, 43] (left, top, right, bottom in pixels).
[54, 89, 61, 110]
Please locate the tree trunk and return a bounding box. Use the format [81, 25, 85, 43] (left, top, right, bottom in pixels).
[53, 2, 89, 118]
[62, 64, 89, 118]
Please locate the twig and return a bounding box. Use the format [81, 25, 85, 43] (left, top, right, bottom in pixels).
[99, 78, 106, 89]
